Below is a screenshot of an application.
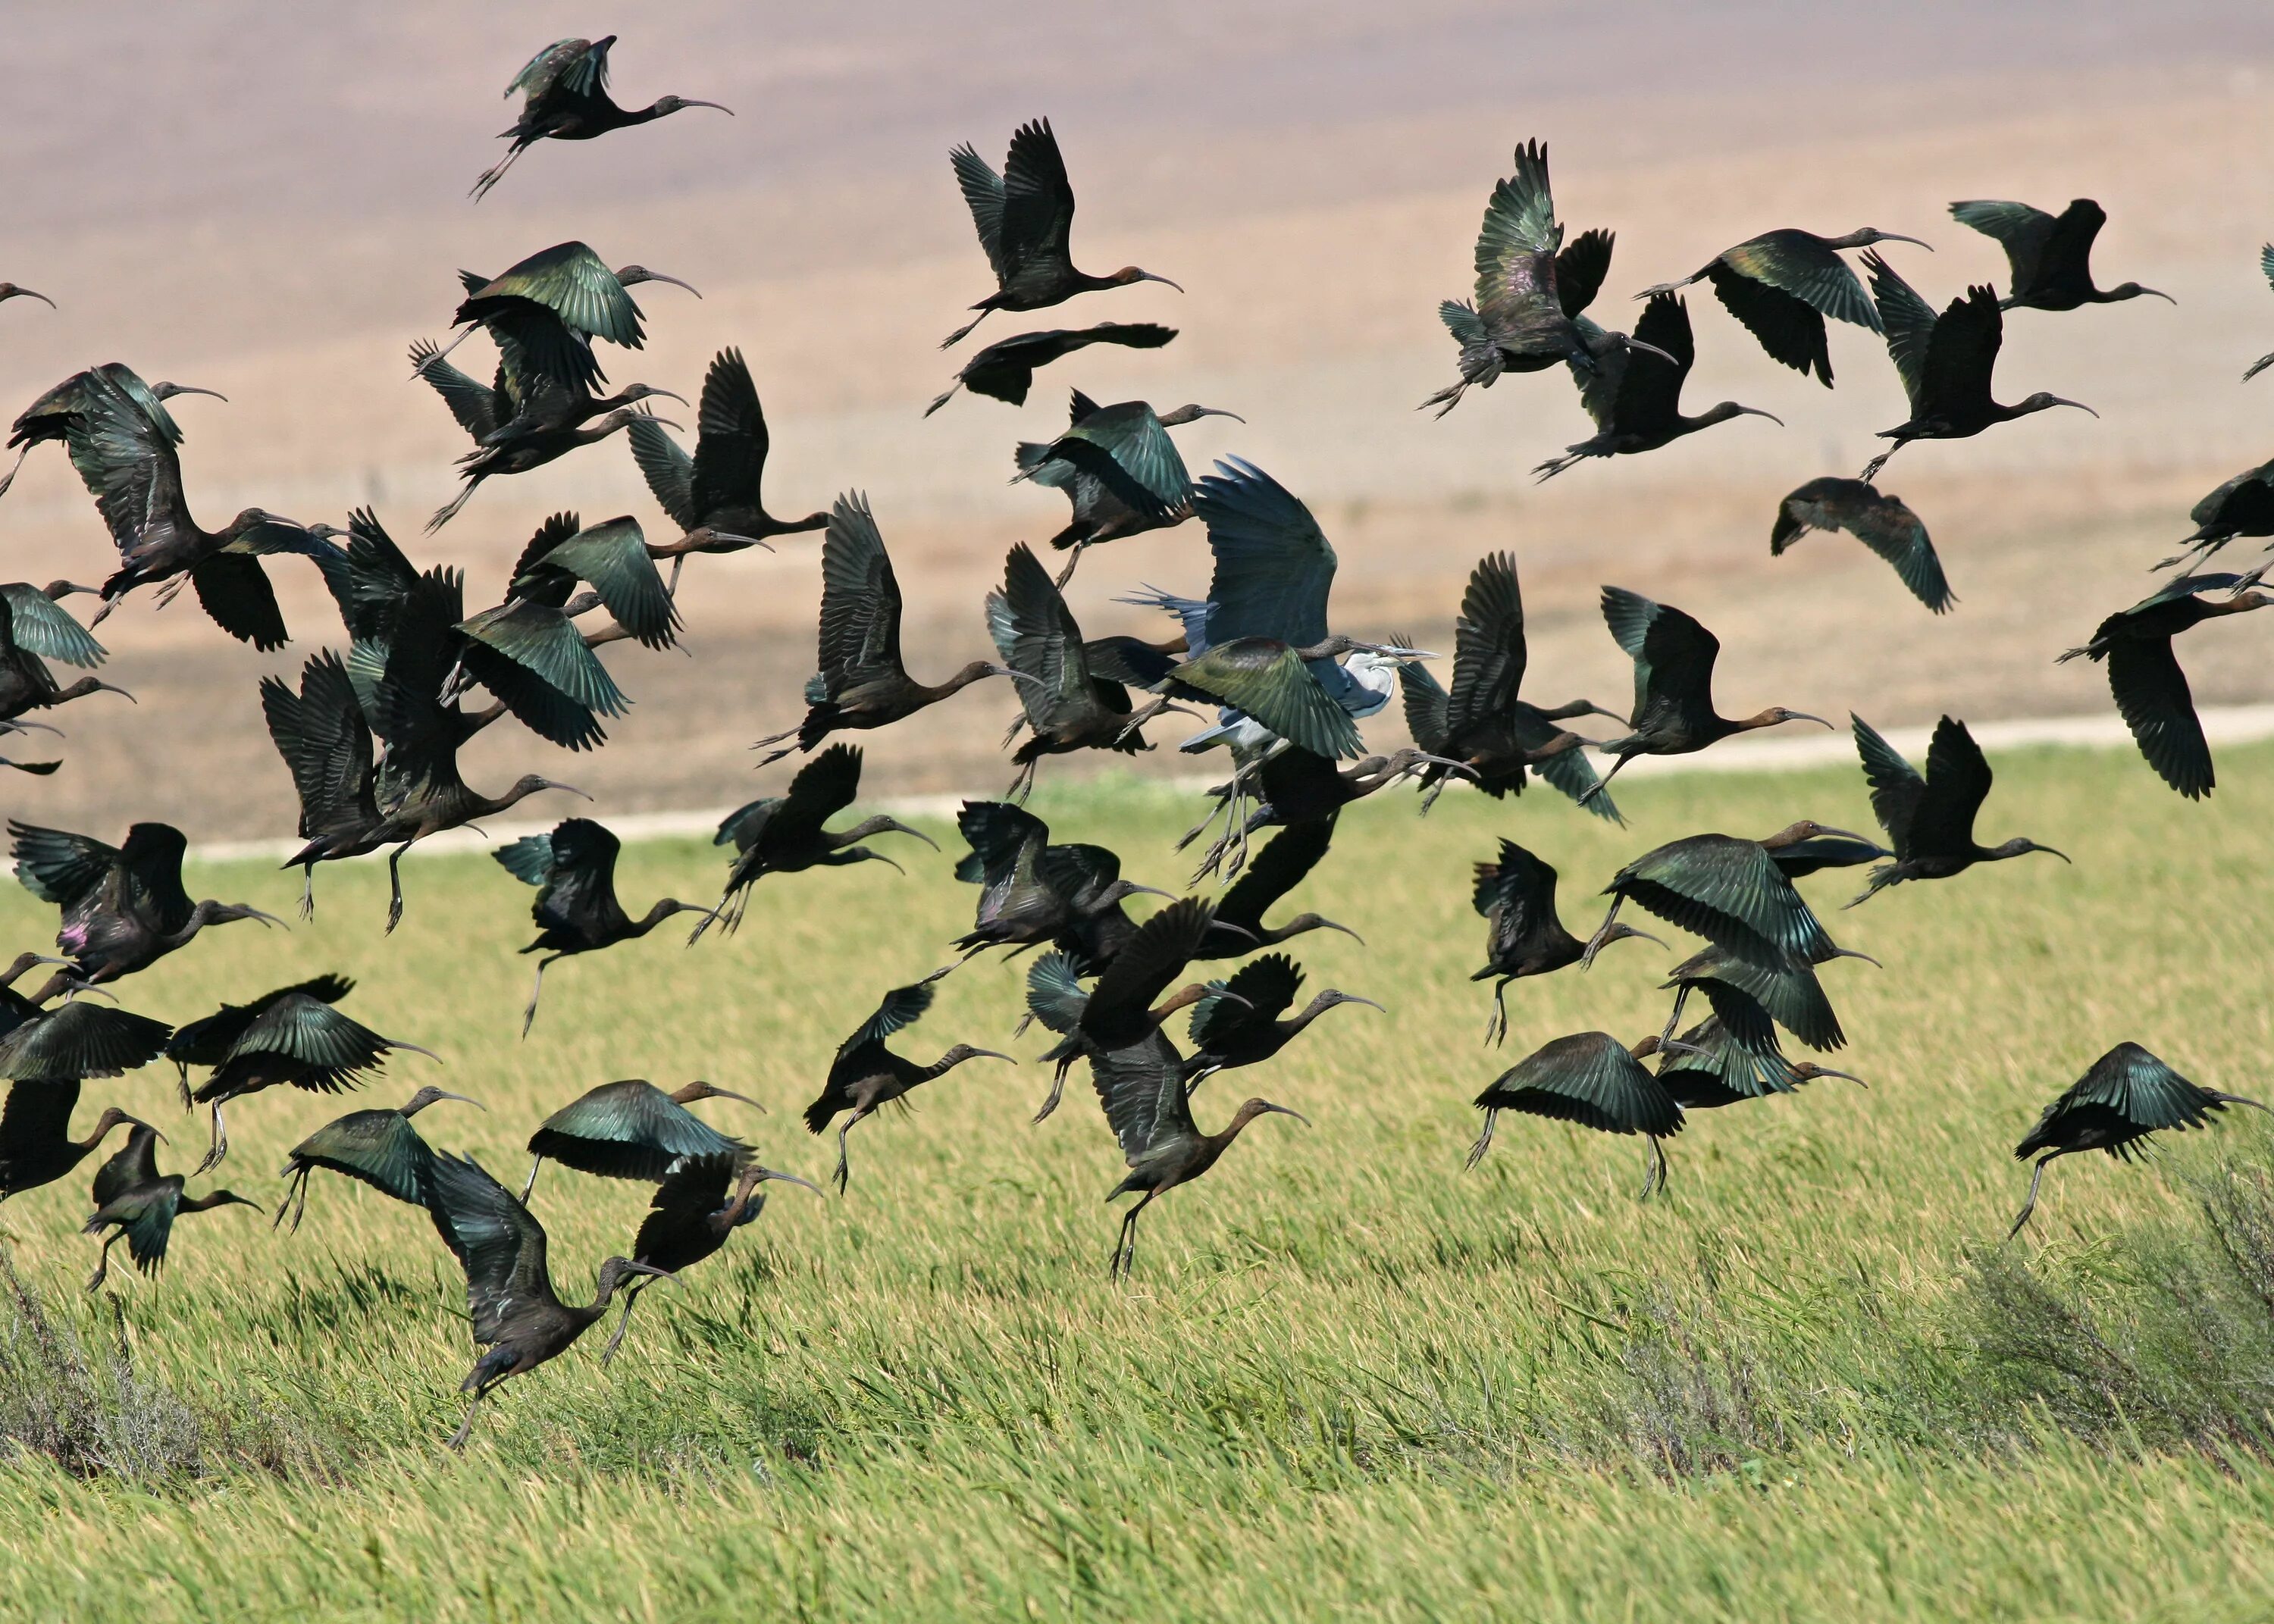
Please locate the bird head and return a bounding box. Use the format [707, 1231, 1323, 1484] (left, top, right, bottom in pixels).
[846, 815, 941, 853]
[618, 383, 691, 410]
[2108, 283, 2175, 305]
[0, 953, 67, 989]
[1845, 229, 1934, 252]
[597, 1256, 677, 1298]
[2014, 393, 2097, 420]
[1109, 268, 1183, 291]
[1277, 912, 1363, 946]
[1702, 402, 1785, 429]
[1749, 708, 1833, 733]
[597, 408, 682, 436]
[1793, 1063, 1868, 1087]
[202, 1191, 264, 1213]
[1759, 819, 1870, 848]
[675, 1081, 764, 1111]
[1157, 404, 1245, 426]
[1313, 990, 1385, 1017]
[651, 95, 735, 118]
[1099, 880, 1174, 907]
[152, 381, 227, 402]
[1233, 1098, 1311, 1131]
[507, 776, 591, 805]
[743, 1164, 824, 1199]
[189, 900, 287, 931]
[614, 267, 702, 298]
[1991, 837, 2072, 864]
[0, 284, 55, 308]
[1593, 922, 1668, 953]
[90, 1108, 164, 1144]
[938, 1044, 1016, 1069]
[400, 1087, 484, 1116]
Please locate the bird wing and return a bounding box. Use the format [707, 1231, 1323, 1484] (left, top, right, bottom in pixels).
[1483, 1031, 1680, 1138]
[472, 243, 643, 349]
[1216, 815, 1336, 934]
[1399, 662, 1452, 753]
[371, 568, 471, 796]
[1174, 640, 1362, 760]
[1192, 953, 1302, 1047]
[492, 832, 556, 887]
[1670, 944, 1843, 1053]
[0, 585, 104, 669]
[232, 997, 394, 1089]
[1518, 706, 1621, 820]
[843, 972, 941, 1054]
[108, 1182, 183, 1274]
[261, 652, 377, 838]
[410, 339, 505, 442]
[1449, 551, 1527, 735]
[9, 821, 121, 909]
[115, 824, 193, 938]
[458, 602, 627, 723]
[1921, 286, 2003, 419]
[1719, 232, 1879, 329]
[92, 1125, 163, 1210]
[525, 818, 620, 929]
[1628, 593, 1722, 736]
[1472, 140, 1565, 320]
[1555, 228, 1615, 318]
[1619, 838, 1831, 965]
[1909, 715, 1993, 856]
[1192, 458, 1336, 649]
[1948, 199, 2056, 293]
[2063, 1042, 2221, 1133]
[1706, 261, 1834, 380]
[625, 417, 697, 531]
[1051, 408, 1192, 517]
[994, 543, 1093, 724]
[1849, 713, 1927, 857]
[2039, 201, 2107, 289]
[424, 1153, 551, 1345]
[521, 518, 678, 649]
[816, 494, 903, 687]
[771, 744, 864, 846]
[1088, 896, 1216, 1024]
[67, 369, 191, 559]
[1608, 294, 1693, 436]
[1791, 483, 1951, 612]
[1024, 951, 1092, 1036]
[187, 554, 290, 652]
[506, 38, 604, 100]
[632, 1153, 740, 1263]
[689, 348, 769, 521]
[998, 119, 1076, 280]
[949, 142, 1010, 281]
[0, 1078, 77, 1150]
[1862, 252, 1938, 411]
[2107, 635, 2210, 798]
[955, 799, 1048, 885]
[1473, 837, 1560, 929]
[0, 1003, 171, 1082]
[286, 1109, 432, 1206]
[1091, 1029, 1193, 1165]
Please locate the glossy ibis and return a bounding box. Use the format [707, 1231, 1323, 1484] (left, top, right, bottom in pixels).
[1771, 477, 1953, 612]
[471, 36, 730, 201]
[1858, 252, 2095, 480]
[928, 323, 1176, 415]
[1466, 1031, 1682, 1200]
[522, 1078, 760, 1204]
[2058, 570, 2271, 799]
[628, 348, 828, 588]
[428, 243, 699, 396]
[274, 1085, 483, 1232]
[602, 1152, 820, 1363]
[1029, 896, 1231, 1122]
[424, 1151, 672, 1448]
[55, 368, 332, 648]
[2161, 461, 2274, 571]
[988, 543, 1176, 798]
[1849, 714, 2069, 903]
[1588, 587, 1829, 797]
[82, 1124, 256, 1291]
[950, 799, 1169, 965]
[166, 975, 437, 1173]
[806, 968, 1013, 1193]
[1182, 953, 1379, 1089]
[1184, 746, 1464, 883]
[1653, 1010, 1862, 1111]
[412, 331, 682, 454]
[1, 363, 221, 501]
[1473, 839, 1663, 1045]
[702, 744, 938, 936]
[1193, 816, 1358, 960]
[9, 821, 281, 1003]
[754, 493, 1020, 767]
[943, 118, 1181, 347]
[1584, 822, 1859, 970]
[0, 1081, 160, 1203]
[2247, 246, 2274, 381]
[1535, 294, 1782, 479]
[1401, 552, 1624, 815]
[500, 514, 678, 650]
[2008, 1044, 2268, 1238]
[1013, 397, 1242, 581]
[1640, 226, 1928, 386]
[428, 405, 675, 533]
[1085, 1020, 1305, 1280]
[0, 590, 131, 733]
[1423, 141, 1614, 414]
[1949, 199, 2170, 313]
[495, 818, 718, 1034]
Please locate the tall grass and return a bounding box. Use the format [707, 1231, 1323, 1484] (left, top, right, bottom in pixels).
[0, 741, 2268, 1619]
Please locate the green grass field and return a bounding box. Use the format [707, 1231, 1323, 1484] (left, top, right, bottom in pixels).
[2, 741, 2272, 1622]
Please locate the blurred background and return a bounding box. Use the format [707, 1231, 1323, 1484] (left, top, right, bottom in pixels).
[2, 2, 2269, 837]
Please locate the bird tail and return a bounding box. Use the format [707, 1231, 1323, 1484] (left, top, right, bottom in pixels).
[803, 1093, 837, 1135]
[1845, 864, 1901, 908]
[923, 383, 960, 418]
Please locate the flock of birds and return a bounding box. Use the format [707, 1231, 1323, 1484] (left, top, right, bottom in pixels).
[0, 37, 2267, 1448]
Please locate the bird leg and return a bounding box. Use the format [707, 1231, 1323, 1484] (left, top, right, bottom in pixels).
[1859, 445, 1900, 483]
[940, 306, 994, 349]
[1110, 1190, 1158, 1281]
[85, 1232, 124, 1293]
[1639, 1137, 1669, 1203]
[2007, 1153, 2062, 1241]
[468, 142, 528, 203]
[1006, 756, 1039, 806]
[385, 841, 414, 934]
[1655, 984, 1693, 1053]
[446, 1393, 484, 1450]
[1464, 1109, 1500, 1171]
[1580, 899, 1628, 968]
[520, 1155, 543, 1206]
[600, 1281, 648, 1367]
[298, 863, 317, 921]
[1031, 1059, 1074, 1125]
[1052, 543, 1088, 590]
[1483, 979, 1511, 1048]
[520, 958, 553, 1039]
[273, 1168, 311, 1232]
[833, 1113, 864, 1194]
[196, 1103, 228, 1175]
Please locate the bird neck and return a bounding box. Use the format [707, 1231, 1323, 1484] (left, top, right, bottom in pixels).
[928, 662, 998, 701]
[631, 899, 696, 936]
[1733, 710, 1790, 736]
[1286, 994, 1342, 1034]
